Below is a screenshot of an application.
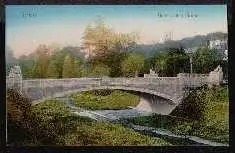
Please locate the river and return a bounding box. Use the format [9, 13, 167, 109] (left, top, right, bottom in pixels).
[55, 97, 228, 146]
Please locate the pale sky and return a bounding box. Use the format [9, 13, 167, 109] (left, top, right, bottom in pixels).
[6, 5, 227, 58]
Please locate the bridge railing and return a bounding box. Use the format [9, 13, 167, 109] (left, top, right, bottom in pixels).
[101, 77, 180, 85]
[179, 76, 209, 87]
[21, 76, 208, 90]
[23, 78, 102, 88]
[101, 78, 175, 85]
[100, 77, 183, 95]
[20, 75, 208, 96]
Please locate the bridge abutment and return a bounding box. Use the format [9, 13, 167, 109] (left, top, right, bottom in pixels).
[136, 93, 177, 115]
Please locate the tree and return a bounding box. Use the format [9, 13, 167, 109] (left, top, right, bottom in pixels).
[113, 32, 139, 52]
[47, 60, 59, 78]
[91, 64, 110, 77]
[35, 45, 50, 78]
[121, 53, 144, 77]
[82, 18, 139, 58]
[82, 19, 114, 58]
[42, 46, 84, 78]
[62, 54, 75, 78]
[155, 53, 168, 76]
[50, 51, 67, 78]
[140, 51, 160, 74]
[91, 51, 128, 77]
[108, 52, 128, 77]
[31, 62, 40, 78]
[18, 55, 35, 78]
[81, 18, 139, 77]
[192, 47, 223, 74]
[154, 48, 189, 77]
[73, 58, 82, 77]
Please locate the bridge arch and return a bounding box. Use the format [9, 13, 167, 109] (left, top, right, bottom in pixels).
[30, 86, 177, 105]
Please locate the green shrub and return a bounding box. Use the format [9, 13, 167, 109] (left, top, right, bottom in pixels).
[55, 120, 170, 146]
[7, 89, 34, 145]
[33, 101, 170, 146]
[32, 100, 71, 122]
[128, 87, 229, 144]
[71, 90, 139, 110]
[7, 89, 55, 145]
[92, 89, 113, 96]
[8, 93, 170, 146]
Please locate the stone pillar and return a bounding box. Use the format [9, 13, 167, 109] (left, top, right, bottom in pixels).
[208, 65, 223, 87]
[6, 65, 23, 91]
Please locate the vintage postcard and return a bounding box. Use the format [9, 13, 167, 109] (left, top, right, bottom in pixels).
[6, 5, 228, 146]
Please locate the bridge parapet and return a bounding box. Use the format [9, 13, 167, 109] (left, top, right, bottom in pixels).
[101, 77, 181, 86]
[177, 73, 209, 87]
[177, 73, 209, 78]
[9, 74, 208, 99]
[23, 78, 102, 88]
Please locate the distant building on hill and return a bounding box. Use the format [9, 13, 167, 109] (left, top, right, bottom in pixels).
[160, 31, 173, 43]
[209, 39, 227, 50]
[209, 39, 228, 61]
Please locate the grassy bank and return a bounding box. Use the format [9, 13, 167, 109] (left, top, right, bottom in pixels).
[31, 100, 171, 146]
[7, 88, 171, 146]
[127, 87, 229, 144]
[71, 89, 140, 110]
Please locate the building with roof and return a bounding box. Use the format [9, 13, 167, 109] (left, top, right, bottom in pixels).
[209, 39, 227, 51]
[209, 39, 228, 61]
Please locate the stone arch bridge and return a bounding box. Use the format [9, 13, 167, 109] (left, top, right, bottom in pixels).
[6, 66, 222, 115]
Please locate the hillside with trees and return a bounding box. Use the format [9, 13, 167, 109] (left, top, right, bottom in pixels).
[134, 32, 228, 58]
[6, 18, 227, 79]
